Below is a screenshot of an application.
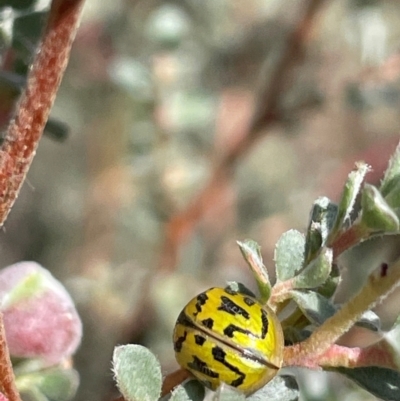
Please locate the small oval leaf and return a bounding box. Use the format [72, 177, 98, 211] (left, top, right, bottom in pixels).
[355, 310, 381, 332]
[304, 197, 337, 263]
[169, 385, 190, 401]
[336, 366, 400, 401]
[290, 290, 336, 325]
[237, 240, 271, 302]
[275, 230, 305, 282]
[360, 184, 399, 232]
[293, 248, 332, 289]
[332, 162, 370, 236]
[213, 384, 246, 401]
[380, 141, 400, 197]
[247, 375, 299, 401]
[113, 345, 162, 401]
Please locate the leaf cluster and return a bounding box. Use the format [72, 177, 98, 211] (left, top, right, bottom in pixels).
[113, 145, 400, 401]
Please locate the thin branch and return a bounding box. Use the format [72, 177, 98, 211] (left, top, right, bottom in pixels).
[160, 0, 328, 272]
[283, 342, 398, 370]
[249, 0, 326, 134]
[0, 0, 85, 226]
[284, 256, 400, 366]
[331, 224, 371, 260]
[161, 368, 190, 397]
[0, 313, 21, 401]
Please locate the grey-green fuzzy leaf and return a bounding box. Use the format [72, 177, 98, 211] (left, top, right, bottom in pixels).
[293, 248, 332, 289]
[360, 184, 399, 232]
[113, 345, 162, 401]
[380, 141, 400, 197]
[213, 384, 246, 401]
[356, 310, 381, 332]
[247, 376, 299, 401]
[237, 239, 271, 301]
[275, 230, 305, 282]
[304, 197, 338, 263]
[291, 290, 336, 325]
[335, 366, 400, 401]
[332, 162, 370, 236]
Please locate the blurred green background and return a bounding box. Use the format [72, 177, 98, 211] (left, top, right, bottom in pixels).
[1, 0, 400, 400]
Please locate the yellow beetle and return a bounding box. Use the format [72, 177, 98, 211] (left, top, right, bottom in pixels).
[173, 287, 284, 395]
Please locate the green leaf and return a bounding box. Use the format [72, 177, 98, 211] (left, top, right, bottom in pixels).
[282, 327, 311, 345]
[291, 290, 380, 331]
[332, 162, 370, 236]
[16, 367, 79, 401]
[360, 184, 399, 232]
[247, 376, 299, 401]
[382, 176, 400, 211]
[380, 141, 400, 197]
[19, 387, 48, 401]
[275, 230, 305, 282]
[290, 290, 336, 325]
[304, 198, 338, 264]
[355, 310, 381, 332]
[169, 386, 191, 401]
[225, 282, 256, 298]
[113, 345, 162, 401]
[317, 263, 340, 298]
[213, 384, 246, 401]
[336, 367, 400, 401]
[169, 380, 205, 401]
[292, 248, 332, 289]
[237, 240, 271, 301]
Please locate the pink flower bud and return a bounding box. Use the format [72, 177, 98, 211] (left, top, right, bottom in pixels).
[0, 393, 9, 401]
[0, 262, 82, 365]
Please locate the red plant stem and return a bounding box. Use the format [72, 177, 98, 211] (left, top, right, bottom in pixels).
[160, 0, 328, 272]
[0, 313, 21, 401]
[283, 342, 398, 371]
[161, 368, 191, 397]
[331, 224, 370, 260]
[0, 0, 85, 226]
[284, 256, 400, 367]
[249, 0, 326, 133]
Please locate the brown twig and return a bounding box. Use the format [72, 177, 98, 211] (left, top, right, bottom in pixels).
[0, 313, 21, 401]
[161, 368, 191, 397]
[0, 0, 85, 226]
[331, 224, 371, 260]
[249, 0, 326, 134]
[160, 0, 328, 272]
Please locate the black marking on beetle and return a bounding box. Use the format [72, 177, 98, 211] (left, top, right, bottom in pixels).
[194, 292, 209, 316]
[244, 296, 256, 306]
[261, 309, 269, 339]
[176, 311, 197, 329]
[224, 287, 237, 296]
[194, 334, 206, 346]
[201, 317, 214, 329]
[212, 346, 245, 388]
[218, 296, 250, 319]
[174, 331, 187, 352]
[231, 376, 245, 388]
[223, 323, 253, 338]
[188, 356, 219, 378]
